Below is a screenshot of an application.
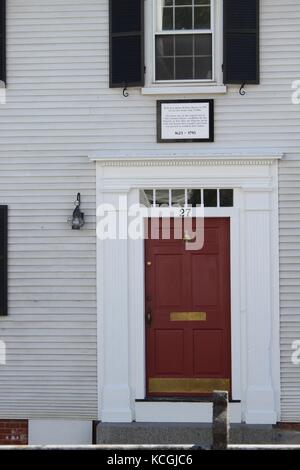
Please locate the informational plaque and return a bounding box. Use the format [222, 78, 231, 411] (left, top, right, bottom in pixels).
[157, 99, 214, 143]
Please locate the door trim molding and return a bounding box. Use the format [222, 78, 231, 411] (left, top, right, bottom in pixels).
[89, 150, 283, 165]
[95, 156, 280, 424]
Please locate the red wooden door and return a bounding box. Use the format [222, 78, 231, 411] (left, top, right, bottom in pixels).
[145, 218, 231, 397]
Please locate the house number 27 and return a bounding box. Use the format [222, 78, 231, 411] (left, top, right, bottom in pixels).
[180, 208, 191, 217]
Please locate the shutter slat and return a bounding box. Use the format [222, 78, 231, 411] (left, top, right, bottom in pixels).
[0, 206, 8, 316]
[109, 0, 144, 88]
[0, 0, 6, 83]
[223, 0, 259, 85]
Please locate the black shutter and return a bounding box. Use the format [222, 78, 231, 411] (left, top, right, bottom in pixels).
[0, 0, 6, 83]
[223, 0, 259, 84]
[0, 206, 7, 316]
[109, 0, 144, 88]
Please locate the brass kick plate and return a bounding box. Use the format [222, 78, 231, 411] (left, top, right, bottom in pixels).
[149, 378, 230, 394]
[170, 312, 207, 322]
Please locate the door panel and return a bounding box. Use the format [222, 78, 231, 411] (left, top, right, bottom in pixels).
[193, 330, 223, 375]
[156, 255, 183, 307]
[191, 255, 219, 306]
[155, 329, 184, 375]
[145, 218, 231, 397]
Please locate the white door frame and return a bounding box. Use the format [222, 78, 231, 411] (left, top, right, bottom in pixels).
[91, 153, 281, 425]
[131, 206, 240, 398]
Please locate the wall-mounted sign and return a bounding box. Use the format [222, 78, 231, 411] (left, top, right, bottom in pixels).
[157, 99, 214, 143]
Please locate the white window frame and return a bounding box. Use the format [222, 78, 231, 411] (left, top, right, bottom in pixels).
[143, 0, 224, 93]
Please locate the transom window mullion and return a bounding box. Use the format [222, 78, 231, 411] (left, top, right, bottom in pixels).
[140, 189, 234, 208]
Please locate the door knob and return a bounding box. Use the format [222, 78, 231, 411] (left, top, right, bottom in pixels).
[146, 308, 152, 326]
[183, 230, 196, 243]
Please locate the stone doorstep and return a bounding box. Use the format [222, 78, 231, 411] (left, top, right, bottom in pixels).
[97, 423, 300, 446]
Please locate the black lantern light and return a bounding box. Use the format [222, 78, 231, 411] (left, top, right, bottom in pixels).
[71, 193, 85, 230]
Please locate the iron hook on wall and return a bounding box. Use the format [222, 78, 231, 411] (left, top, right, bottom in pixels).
[239, 83, 246, 96]
[123, 86, 129, 98]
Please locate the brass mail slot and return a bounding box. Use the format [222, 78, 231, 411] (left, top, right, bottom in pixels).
[149, 378, 230, 394]
[170, 312, 207, 322]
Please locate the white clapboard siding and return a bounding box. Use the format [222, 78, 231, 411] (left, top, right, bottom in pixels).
[0, 0, 299, 420]
[279, 161, 300, 422]
[0, 156, 97, 420]
[0, 1, 100, 419]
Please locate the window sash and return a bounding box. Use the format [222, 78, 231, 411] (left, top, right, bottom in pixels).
[153, 0, 215, 83]
[155, 34, 213, 81]
[156, 0, 212, 32]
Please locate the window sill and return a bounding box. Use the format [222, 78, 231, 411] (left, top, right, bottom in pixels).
[141, 85, 227, 95]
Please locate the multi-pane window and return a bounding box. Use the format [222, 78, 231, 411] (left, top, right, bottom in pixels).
[141, 189, 234, 208]
[155, 0, 213, 81]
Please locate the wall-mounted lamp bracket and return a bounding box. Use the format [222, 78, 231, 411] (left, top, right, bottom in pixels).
[69, 193, 85, 230]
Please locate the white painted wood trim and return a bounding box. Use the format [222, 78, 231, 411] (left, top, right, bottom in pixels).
[141, 86, 227, 95]
[95, 157, 280, 424]
[98, 191, 133, 423]
[89, 151, 283, 164]
[145, 0, 223, 87]
[129, 207, 241, 407]
[270, 162, 281, 422]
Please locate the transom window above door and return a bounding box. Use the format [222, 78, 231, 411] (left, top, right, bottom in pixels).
[140, 189, 234, 208]
[155, 0, 213, 82]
